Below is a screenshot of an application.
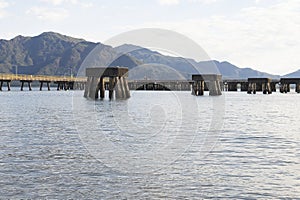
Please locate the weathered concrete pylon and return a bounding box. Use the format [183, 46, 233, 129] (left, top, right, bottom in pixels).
[192, 74, 222, 96]
[280, 78, 300, 93]
[84, 67, 130, 100]
[247, 78, 272, 94]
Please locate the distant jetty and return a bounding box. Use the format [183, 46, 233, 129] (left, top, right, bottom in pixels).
[0, 74, 86, 91]
[1, 72, 300, 96]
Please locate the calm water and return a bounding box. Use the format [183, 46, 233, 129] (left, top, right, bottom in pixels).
[0, 89, 299, 199]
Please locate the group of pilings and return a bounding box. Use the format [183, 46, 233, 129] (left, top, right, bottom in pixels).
[191, 74, 222, 96]
[247, 78, 272, 94]
[84, 67, 130, 100]
[280, 78, 300, 93]
[280, 84, 300, 93]
[224, 78, 300, 94]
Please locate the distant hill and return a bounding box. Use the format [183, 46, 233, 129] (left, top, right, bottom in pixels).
[282, 70, 300, 78]
[0, 32, 286, 79]
[0, 32, 139, 76]
[213, 61, 280, 79]
[115, 44, 280, 79]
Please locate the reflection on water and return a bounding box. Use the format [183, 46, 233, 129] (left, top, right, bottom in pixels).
[0, 90, 299, 198]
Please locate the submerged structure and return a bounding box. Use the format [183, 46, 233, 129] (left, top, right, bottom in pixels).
[84, 67, 130, 100]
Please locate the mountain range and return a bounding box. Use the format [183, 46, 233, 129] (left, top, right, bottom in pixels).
[0, 32, 295, 79]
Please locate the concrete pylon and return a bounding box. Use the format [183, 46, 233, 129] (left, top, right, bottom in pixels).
[248, 78, 272, 94]
[192, 74, 222, 96]
[84, 67, 130, 100]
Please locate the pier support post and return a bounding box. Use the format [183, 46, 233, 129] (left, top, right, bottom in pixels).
[115, 77, 123, 99]
[0, 81, 2, 91]
[209, 80, 222, 96]
[123, 77, 130, 98]
[297, 84, 300, 93]
[7, 81, 10, 91]
[270, 82, 276, 92]
[21, 81, 24, 91]
[28, 81, 32, 91]
[199, 80, 204, 96]
[40, 82, 43, 91]
[84, 77, 92, 97]
[262, 82, 271, 94]
[99, 77, 105, 99]
[108, 77, 115, 100]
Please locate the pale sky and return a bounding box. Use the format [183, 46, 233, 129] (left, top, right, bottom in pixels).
[0, 0, 299, 75]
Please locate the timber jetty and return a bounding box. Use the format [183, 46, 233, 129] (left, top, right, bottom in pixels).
[0, 74, 86, 91]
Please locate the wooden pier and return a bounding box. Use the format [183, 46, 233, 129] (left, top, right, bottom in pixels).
[0, 74, 86, 91]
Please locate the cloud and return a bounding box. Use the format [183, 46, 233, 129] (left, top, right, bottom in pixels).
[40, 0, 93, 8]
[157, 0, 179, 6]
[26, 6, 69, 21]
[0, 0, 8, 9]
[132, 0, 300, 74]
[157, 0, 218, 5]
[0, 0, 9, 18]
[188, 0, 218, 4]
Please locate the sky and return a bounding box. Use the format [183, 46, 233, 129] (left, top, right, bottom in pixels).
[0, 0, 299, 75]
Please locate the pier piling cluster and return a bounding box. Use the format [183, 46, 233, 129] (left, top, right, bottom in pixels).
[84, 67, 130, 100]
[192, 74, 222, 96]
[280, 78, 300, 93]
[247, 78, 272, 94]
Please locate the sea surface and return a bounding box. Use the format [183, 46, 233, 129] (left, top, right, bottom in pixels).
[0, 88, 299, 199]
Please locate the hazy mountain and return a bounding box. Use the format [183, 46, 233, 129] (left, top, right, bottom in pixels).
[0, 32, 139, 76]
[0, 32, 285, 79]
[213, 61, 280, 79]
[115, 44, 280, 79]
[282, 70, 300, 78]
